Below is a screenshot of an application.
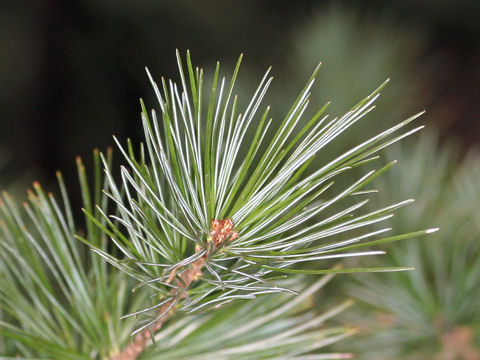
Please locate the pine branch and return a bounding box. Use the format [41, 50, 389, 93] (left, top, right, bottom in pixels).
[111, 255, 205, 359]
[0, 50, 436, 359]
[77, 51, 436, 357]
[123, 273, 355, 360]
[0, 148, 355, 359]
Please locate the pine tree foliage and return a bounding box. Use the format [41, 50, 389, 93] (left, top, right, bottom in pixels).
[0, 151, 353, 359]
[79, 51, 434, 335]
[0, 151, 146, 358]
[0, 51, 436, 358]
[140, 275, 356, 360]
[346, 135, 480, 359]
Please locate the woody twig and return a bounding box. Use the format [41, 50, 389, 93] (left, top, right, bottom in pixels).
[110, 219, 238, 360]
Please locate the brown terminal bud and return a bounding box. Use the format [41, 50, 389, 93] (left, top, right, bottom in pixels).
[209, 218, 239, 250]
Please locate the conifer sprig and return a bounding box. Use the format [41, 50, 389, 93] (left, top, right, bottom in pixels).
[79, 51, 436, 340]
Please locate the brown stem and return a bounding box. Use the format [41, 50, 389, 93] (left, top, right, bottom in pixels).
[111, 218, 237, 360]
[110, 257, 206, 360]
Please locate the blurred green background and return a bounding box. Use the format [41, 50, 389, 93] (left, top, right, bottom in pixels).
[1, 1, 479, 358]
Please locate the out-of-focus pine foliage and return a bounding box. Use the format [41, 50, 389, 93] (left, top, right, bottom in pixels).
[0, 150, 149, 359]
[345, 135, 480, 359]
[269, 6, 434, 161]
[290, 6, 431, 118]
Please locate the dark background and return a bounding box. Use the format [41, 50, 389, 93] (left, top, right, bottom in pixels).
[1, 0, 479, 194]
